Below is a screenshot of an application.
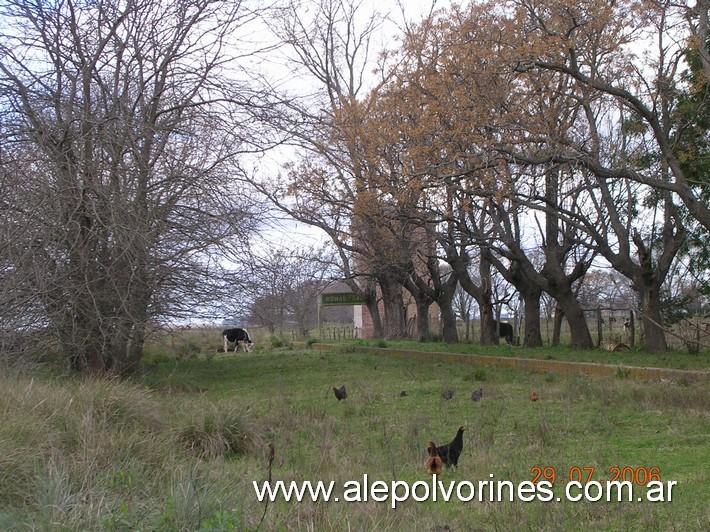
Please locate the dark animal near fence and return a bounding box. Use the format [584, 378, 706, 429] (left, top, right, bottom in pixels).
[492, 319, 514, 344]
[222, 328, 254, 353]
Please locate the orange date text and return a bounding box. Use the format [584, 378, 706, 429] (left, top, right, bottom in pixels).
[530, 466, 662, 485]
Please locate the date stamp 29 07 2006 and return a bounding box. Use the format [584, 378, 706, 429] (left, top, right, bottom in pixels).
[529, 465, 676, 502]
[530, 465, 663, 486]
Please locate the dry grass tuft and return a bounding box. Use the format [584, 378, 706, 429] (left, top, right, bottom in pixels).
[177, 402, 259, 459]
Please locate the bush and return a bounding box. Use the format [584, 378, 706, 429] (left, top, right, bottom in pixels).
[177, 404, 257, 459]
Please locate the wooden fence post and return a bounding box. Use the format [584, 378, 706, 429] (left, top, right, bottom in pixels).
[625, 312, 635, 348]
[597, 307, 603, 347]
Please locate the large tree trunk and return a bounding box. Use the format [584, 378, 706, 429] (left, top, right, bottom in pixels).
[446, 245, 495, 344]
[541, 167, 595, 349]
[438, 279, 459, 343]
[348, 277, 384, 339]
[633, 281, 668, 352]
[500, 257, 544, 348]
[414, 297, 432, 341]
[364, 298, 384, 339]
[552, 289, 594, 349]
[401, 277, 433, 341]
[378, 273, 407, 339]
[403, 259, 460, 343]
[629, 228, 673, 352]
[521, 289, 543, 348]
[479, 303, 496, 345]
[60, 310, 106, 375]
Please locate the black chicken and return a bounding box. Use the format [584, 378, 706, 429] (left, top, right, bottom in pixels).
[471, 388, 484, 402]
[436, 426, 465, 468]
[332, 385, 347, 401]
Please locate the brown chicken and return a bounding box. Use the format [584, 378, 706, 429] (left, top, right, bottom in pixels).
[426, 441, 443, 475]
[332, 385, 347, 401]
[436, 426, 465, 468]
[530, 391, 539, 402]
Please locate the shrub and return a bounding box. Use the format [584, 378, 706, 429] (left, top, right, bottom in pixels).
[270, 336, 284, 348]
[177, 404, 257, 459]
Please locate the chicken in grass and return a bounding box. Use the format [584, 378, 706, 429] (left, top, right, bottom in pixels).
[441, 388, 454, 401]
[436, 426, 465, 468]
[332, 385, 347, 401]
[530, 391, 539, 402]
[471, 388, 484, 402]
[426, 441, 443, 475]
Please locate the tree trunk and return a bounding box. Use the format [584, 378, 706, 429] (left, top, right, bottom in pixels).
[552, 307, 563, 347]
[447, 248, 495, 345]
[401, 276, 433, 341]
[346, 276, 384, 338]
[521, 290, 543, 348]
[379, 273, 406, 339]
[439, 281, 459, 344]
[561, 297, 594, 349]
[63, 320, 105, 375]
[414, 297, 431, 341]
[542, 167, 594, 349]
[628, 227, 673, 352]
[478, 257, 497, 345]
[634, 283, 668, 352]
[552, 290, 594, 349]
[503, 258, 544, 348]
[364, 298, 384, 339]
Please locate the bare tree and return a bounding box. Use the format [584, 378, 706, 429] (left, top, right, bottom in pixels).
[250, 0, 419, 338]
[0, 0, 268, 374]
[249, 244, 337, 336]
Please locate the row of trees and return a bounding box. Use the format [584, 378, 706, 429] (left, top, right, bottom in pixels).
[250, 0, 710, 352]
[1, 0, 707, 375]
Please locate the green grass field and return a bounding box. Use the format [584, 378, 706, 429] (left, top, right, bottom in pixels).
[1, 339, 707, 530]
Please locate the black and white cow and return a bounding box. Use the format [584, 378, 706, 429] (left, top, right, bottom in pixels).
[222, 328, 254, 353]
[492, 319, 514, 344]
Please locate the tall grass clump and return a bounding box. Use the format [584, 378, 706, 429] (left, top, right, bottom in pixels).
[177, 402, 258, 459]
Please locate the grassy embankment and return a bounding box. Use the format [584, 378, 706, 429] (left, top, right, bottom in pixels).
[0, 337, 708, 529]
